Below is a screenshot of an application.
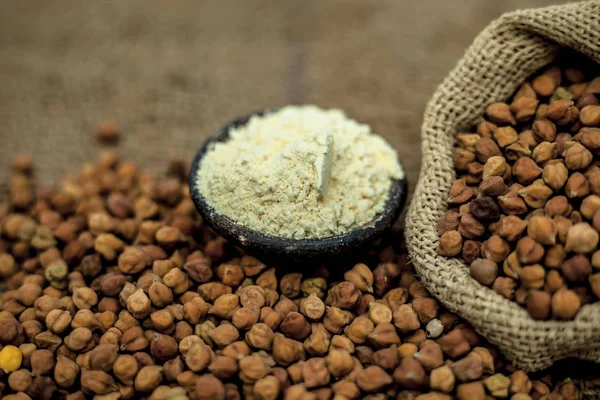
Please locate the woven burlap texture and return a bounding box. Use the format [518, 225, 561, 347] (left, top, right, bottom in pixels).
[406, 0, 600, 372]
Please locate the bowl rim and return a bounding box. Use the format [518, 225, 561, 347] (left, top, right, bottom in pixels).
[189, 107, 408, 258]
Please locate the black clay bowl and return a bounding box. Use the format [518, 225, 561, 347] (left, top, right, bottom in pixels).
[189, 109, 408, 261]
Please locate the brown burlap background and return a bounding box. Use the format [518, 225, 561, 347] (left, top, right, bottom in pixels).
[406, 0, 600, 373]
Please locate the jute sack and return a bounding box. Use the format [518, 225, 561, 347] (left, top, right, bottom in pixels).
[405, 0, 600, 372]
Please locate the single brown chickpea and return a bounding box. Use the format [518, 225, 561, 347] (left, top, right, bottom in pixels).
[72, 287, 98, 310]
[134, 365, 163, 393]
[8, 369, 32, 392]
[150, 333, 178, 361]
[246, 323, 275, 351]
[113, 354, 139, 385]
[150, 309, 175, 334]
[80, 368, 118, 395]
[126, 289, 151, 319]
[45, 309, 72, 334]
[30, 349, 55, 376]
[54, 355, 79, 388]
[163, 356, 184, 382]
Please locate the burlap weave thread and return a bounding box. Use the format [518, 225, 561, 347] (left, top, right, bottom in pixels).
[406, 0, 600, 373]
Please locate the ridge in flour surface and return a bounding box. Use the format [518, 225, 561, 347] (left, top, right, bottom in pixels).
[279, 130, 333, 198]
[198, 105, 403, 239]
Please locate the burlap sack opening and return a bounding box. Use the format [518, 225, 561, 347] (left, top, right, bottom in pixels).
[406, 0, 600, 373]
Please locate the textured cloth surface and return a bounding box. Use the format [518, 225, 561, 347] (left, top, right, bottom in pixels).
[406, 0, 600, 373]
